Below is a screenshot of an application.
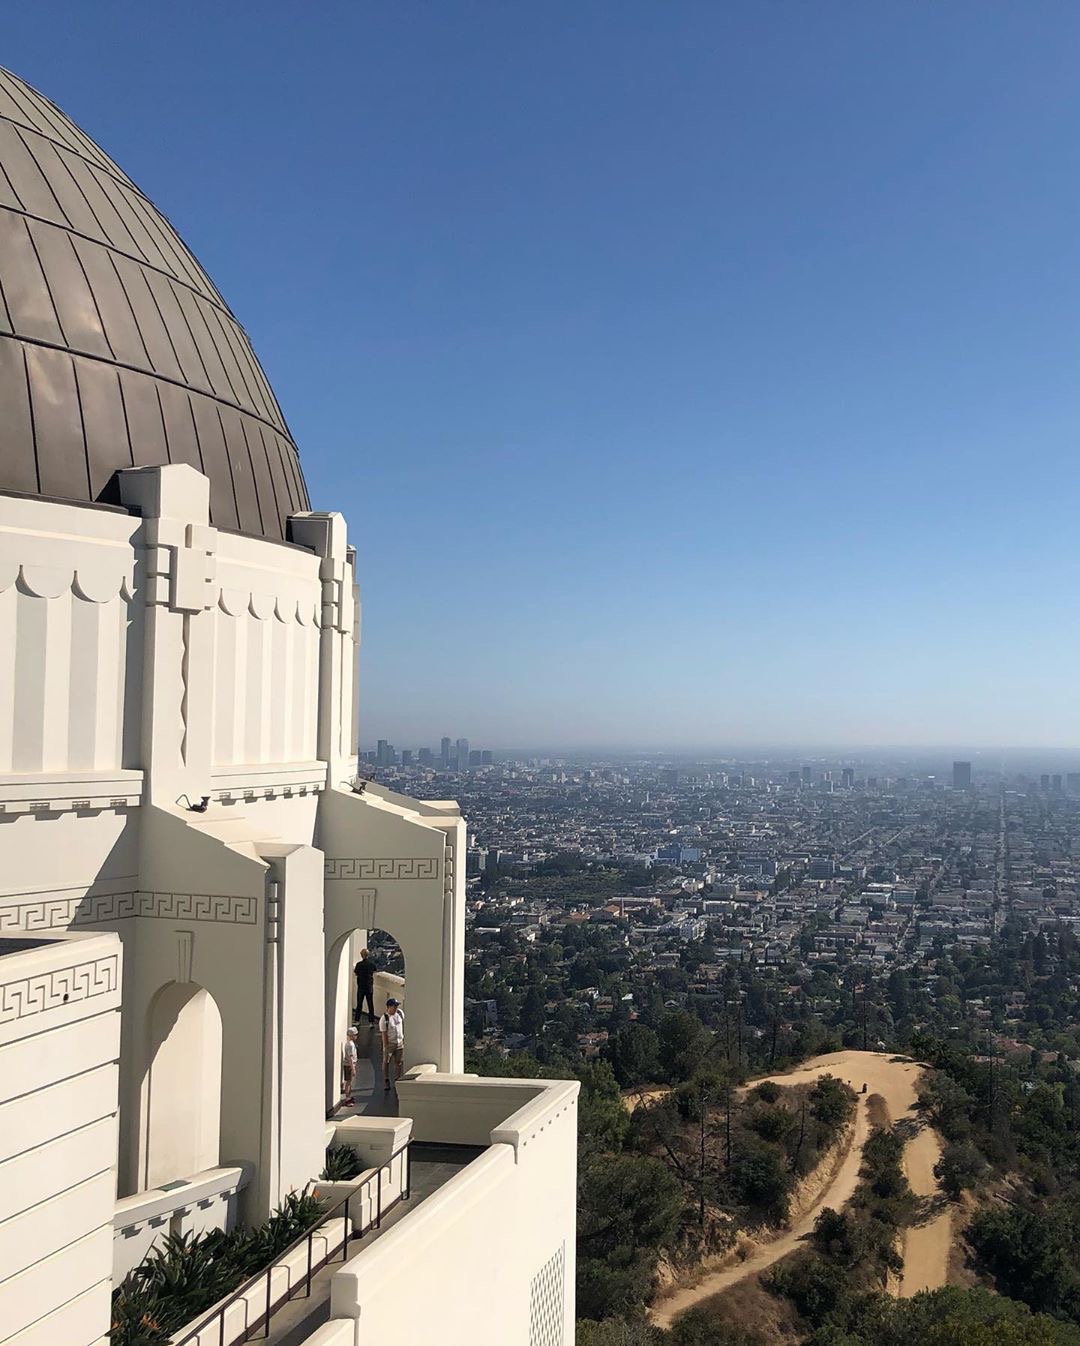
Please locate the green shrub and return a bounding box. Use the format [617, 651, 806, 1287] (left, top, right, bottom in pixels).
[109, 1188, 326, 1345]
[766, 1253, 851, 1326]
[321, 1144, 363, 1181]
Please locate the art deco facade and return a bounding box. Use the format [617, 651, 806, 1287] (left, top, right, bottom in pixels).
[0, 68, 577, 1346]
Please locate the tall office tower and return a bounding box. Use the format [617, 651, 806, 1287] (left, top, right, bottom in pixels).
[822, 770, 833, 783]
[377, 739, 390, 766]
[481, 750, 493, 765]
[469, 750, 482, 766]
[440, 736, 451, 767]
[418, 747, 434, 766]
[401, 749, 413, 766]
[801, 765, 813, 785]
[1053, 774, 1063, 792]
[952, 761, 972, 790]
[1041, 774, 1051, 791]
[1068, 772, 1080, 793]
[841, 767, 855, 788]
[457, 738, 469, 770]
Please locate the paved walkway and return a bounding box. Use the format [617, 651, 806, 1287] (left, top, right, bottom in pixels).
[263, 1144, 483, 1345]
[331, 1020, 400, 1121]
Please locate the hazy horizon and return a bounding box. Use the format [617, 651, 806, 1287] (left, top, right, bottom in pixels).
[358, 739, 1080, 765]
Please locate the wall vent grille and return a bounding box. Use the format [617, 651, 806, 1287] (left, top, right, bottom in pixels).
[529, 1241, 565, 1346]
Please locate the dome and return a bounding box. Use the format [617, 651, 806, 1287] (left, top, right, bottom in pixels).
[0, 67, 308, 540]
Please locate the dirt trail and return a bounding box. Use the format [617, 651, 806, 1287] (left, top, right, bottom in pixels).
[648, 1050, 950, 1328]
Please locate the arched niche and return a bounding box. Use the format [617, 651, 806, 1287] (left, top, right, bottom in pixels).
[144, 981, 223, 1189]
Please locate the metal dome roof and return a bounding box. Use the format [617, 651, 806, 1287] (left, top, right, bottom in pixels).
[0, 67, 309, 539]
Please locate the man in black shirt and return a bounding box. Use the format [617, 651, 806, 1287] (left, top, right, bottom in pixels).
[354, 948, 376, 1025]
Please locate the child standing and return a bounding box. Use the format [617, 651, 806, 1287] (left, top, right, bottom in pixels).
[341, 1026, 358, 1103]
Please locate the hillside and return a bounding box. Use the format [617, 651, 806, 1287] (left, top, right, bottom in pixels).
[650, 1050, 949, 1326]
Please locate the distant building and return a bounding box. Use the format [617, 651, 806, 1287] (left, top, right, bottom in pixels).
[440, 736, 451, 766]
[952, 761, 972, 790]
[841, 767, 855, 788]
[457, 737, 470, 771]
[481, 750, 494, 765]
[1067, 772, 1080, 793]
[808, 857, 837, 880]
[1041, 774, 1051, 791]
[469, 750, 482, 767]
[1053, 774, 1063, 792]
[401, 749, 413, 766]
[418, 747, 434, 765]
[801, 765, 813, 785]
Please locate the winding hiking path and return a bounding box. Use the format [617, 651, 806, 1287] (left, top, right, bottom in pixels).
[648, 1050, 950, 1328]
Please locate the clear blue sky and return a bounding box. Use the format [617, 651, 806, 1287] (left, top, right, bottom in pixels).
[8, 3, 1080, 750]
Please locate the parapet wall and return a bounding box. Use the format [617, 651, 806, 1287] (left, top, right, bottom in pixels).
[331, 1074, 579, 1346]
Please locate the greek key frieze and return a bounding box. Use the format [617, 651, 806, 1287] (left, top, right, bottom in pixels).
[0, 889, 258, 931]
[0, 953, 120, 1024]
[323, 857, 440, 882]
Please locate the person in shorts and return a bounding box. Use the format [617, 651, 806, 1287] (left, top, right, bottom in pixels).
[341, 1026, 358, 1103]
[380, 997, 405, 1090]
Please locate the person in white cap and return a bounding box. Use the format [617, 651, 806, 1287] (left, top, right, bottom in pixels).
[380, 997, 405, 1090]
[341, 1026, 358, 1103]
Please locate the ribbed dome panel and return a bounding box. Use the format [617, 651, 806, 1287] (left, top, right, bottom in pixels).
[0, 67, 309, 539]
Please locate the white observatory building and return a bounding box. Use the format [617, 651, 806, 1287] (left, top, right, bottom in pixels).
[0, 67, 577, 1346]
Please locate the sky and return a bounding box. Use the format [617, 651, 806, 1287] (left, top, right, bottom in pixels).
[7, 2, 1080, 751]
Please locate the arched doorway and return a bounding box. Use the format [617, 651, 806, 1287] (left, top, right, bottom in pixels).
[325, 928, 405, 1115]
[143, 982, 223, 1190]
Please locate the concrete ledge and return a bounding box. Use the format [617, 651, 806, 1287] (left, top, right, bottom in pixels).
[396, 1074, 562, 1147]
[404, 1062, 438, 1077]
[490, 1079, 579, 1157]
[332, 1115, 411, 1169]
[301, 1322, 352, 1346]
[113, 1164, 251, 1230]
[396, 1078, 540, 1146]
[113, 1164, 252, 1282]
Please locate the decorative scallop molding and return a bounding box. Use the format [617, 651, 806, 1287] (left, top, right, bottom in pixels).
[0, 562, 132, 602]
[18, 565, 73, 599]
[216, 586, 319, 625]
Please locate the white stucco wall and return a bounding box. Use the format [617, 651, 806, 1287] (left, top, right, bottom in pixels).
[0, 464, 571, 1346]
[331, 1077, 579, 1346]
[0, 930, 122, 1346]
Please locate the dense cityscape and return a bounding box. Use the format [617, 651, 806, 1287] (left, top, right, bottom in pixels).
[356, 744, 1080, 1341]
[365, 744, 1080, 1031]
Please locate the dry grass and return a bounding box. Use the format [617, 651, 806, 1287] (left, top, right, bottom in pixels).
[676, 1267, 805, 1344]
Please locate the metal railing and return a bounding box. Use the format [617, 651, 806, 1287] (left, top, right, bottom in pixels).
[173, 1140, 411, 1346]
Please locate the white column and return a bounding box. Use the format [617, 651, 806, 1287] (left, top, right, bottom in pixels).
[118, 465, 217, 806]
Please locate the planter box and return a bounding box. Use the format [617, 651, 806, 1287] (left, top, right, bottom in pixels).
[168, 1218, 346, 1346]
[333, 1114, 411, 1169]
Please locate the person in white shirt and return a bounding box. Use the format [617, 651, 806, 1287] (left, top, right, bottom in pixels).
[380, 997, 405, 1090]
[341, 1026, 358, 1103]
